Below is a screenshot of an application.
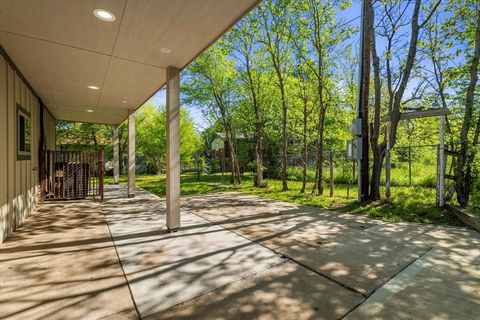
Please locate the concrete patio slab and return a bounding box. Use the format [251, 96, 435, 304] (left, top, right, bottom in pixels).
[102, 186, 284, 318]
[4, 186, 477, 320]
[146, 262, 364, 320]
[345, 246, 480, 320]
[367, 221, 436, 242]
[0, 200, 136, 320]
[183, 193, 429, 296]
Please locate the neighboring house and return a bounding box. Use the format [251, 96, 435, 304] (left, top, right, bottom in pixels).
[209, 133, 252, 174]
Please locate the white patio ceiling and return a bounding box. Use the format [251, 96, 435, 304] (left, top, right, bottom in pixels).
[0, 0, 259, 125]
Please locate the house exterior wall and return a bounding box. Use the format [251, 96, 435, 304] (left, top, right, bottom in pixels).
[0, 54, 56, 244]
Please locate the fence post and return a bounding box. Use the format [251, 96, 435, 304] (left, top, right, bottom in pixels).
[99, 151, 104, 202]
[385, 124, 391, 199]
[329, 151, 334, 197]
[408, 145, 412, 186]
[437, 114, 446, 207]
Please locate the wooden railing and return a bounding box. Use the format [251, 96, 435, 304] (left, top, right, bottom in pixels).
[40, 150, 104, 202]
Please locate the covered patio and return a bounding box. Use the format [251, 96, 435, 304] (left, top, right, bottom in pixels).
[1, 1, 479, 319]
[1, 185, 478, 319]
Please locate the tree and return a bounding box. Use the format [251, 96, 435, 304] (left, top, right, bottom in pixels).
[450, 0, 480, 206]
[230, 13, 270, 187]
[258, 0, 292, 191]
[290, 0, 352, 195]
[183, 42, 242, 184]
[368, 0, 441, 200]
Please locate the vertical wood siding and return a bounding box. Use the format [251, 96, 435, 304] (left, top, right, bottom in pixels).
[0, 55, 56, 243]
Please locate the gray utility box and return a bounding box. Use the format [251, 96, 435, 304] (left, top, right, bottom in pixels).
[346, 138, 362, 160]
[347, 118, 363, 160]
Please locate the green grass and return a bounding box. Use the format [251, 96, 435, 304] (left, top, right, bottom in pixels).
[106, 172, 463, 226]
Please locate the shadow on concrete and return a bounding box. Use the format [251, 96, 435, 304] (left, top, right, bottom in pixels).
[0, 200, 137, 320]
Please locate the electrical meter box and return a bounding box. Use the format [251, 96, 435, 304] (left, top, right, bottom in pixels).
[350, 118, 362, 137]
[346, 138, 362, 160]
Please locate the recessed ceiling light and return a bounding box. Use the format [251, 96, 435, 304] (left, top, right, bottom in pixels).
[122, 100, 128, 103]
[93, 9, 116, 22]
[160, 47, 171, 54]
[86, 109, 94, 113]
[88, 85, 99, 90]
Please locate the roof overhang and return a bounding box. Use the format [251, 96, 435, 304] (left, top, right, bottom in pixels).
[0, 0, 260, 125]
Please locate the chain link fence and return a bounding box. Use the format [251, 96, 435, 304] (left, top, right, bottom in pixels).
[268, 143, 479, 208]
[193, 141, 479, 209]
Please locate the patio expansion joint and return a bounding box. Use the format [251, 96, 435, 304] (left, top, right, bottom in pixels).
[144, 259, 289, 320]
[99, 202, 141, 320]
[338, 245, 433, 320]
[187, 206, 369, 300]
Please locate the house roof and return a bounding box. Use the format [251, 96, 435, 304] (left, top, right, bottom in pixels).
[0, 0, 260, 125]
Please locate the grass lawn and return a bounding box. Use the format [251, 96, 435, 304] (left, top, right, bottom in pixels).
[105, 173, 463, 226]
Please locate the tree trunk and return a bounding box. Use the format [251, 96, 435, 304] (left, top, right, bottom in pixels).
[280, 80, 288, 191]
[301, 98, 308, 193]
[314, 107, 326, 195]
[254, 125, 264, 187]
[369, 0, 432, 200]
[456, 9, 480, 206]
[225, 128, 241, 184]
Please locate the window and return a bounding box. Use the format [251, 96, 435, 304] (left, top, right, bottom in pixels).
[17, 104, 31, 160]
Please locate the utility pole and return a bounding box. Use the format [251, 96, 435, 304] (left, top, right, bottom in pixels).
[356, 0, 371, 201]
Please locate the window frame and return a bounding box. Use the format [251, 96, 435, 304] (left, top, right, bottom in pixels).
[17, 104, 31, 161]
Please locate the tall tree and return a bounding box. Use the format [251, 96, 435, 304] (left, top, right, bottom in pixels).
[290, 0, 351, 195]
[258, 0, 292, 191]
[230, 14, 270, 187]
[183, 43, 242, 184]
[452, 0, 480, 206]
[368, 0, 441, 200]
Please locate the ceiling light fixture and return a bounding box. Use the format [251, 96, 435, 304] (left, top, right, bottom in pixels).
[160, 47, 171, 54]
[122, 100, 128, 103]
[88, 85, 99, 90]
[86, 109, 94, 113]
[93, 9, 116, 22]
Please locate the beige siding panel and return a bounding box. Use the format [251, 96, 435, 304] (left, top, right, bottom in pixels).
[31, 93, 37, 208]
[27, 88, 32, 214]
[0, 56, 7, 242]
[34, 100, 40, 206]
[0, 61, 55, 244]
[7, 65, 15, 234]
[30, 91, 35, 210]
[21, 81, 29, 224]
[15, 73, 22, 227]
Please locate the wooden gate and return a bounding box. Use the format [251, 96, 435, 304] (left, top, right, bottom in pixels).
[40, 150, 104, 202]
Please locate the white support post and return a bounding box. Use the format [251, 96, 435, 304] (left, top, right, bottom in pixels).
[128, 109, 135, 197]
[166, 66, 181, 231]
[437, 115, 445, 207]
[113, 125, 120, 184]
